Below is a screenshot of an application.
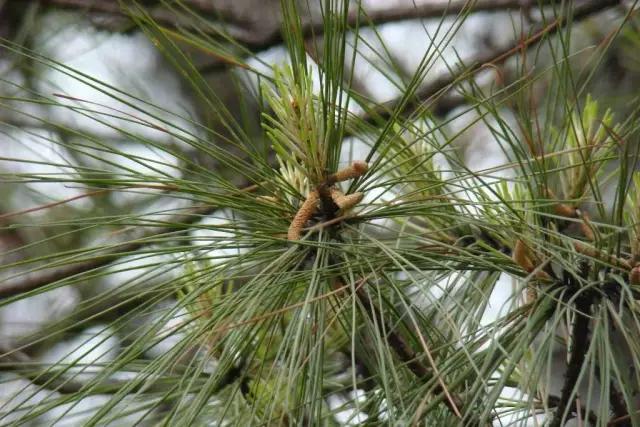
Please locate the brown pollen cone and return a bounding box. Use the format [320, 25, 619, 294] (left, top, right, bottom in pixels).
[330, 188, 364, 210]
[329, 161, 369, 183]
[288, 190, 319, 241]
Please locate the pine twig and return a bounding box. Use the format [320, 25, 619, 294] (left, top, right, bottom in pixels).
[547, 394, 599, 425]
[608, 411, 640, 426]
[608, 380, 631, 426]
[549, 294, 593, 427]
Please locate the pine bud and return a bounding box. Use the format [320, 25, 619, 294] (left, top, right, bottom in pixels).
[339, 192, 364, 210]
[573, 241, 595, 257]
[352, 160, 369, 175]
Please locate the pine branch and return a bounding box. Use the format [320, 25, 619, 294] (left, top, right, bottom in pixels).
[547, 394, 599, 425]
[608, 380, 631, 427]
[593, 362, 631, 425]
[549, 294, 593, 427]
[333, 276, 476, 424]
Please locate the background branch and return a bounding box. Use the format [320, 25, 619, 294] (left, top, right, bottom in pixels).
[32, 0, 552, 47]
[361, 0, 624, 123]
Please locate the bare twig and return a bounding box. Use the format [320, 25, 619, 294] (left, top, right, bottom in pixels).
[254, 0, 557, 49]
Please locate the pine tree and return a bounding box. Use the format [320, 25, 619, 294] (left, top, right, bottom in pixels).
[1, 0, 640, 425]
